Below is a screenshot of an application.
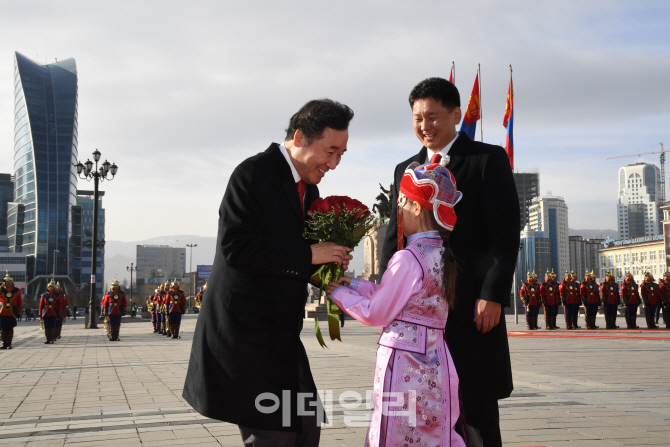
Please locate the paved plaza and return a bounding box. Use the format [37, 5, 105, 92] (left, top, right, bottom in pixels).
[0, 313, 669, 446]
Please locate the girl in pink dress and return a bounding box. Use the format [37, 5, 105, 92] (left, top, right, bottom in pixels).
[329, 160, 467, 447]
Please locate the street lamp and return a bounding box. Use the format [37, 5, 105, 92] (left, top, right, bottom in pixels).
[75, 149, 118, 329]
[127, 263, 137, 309]
[186, 244, 197, 312]
[52, 250, 59, 281]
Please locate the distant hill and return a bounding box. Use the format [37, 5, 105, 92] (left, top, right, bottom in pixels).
[569, 228, 618, 240]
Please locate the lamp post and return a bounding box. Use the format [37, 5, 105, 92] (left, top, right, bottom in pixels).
[52, 250, 59, 281]
[186, 244, 197, 311]
[75, 149, 118, 329]
[127, 263, 137, 309]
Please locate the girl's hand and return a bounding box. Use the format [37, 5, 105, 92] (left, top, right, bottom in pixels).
[327, 277, 352, 298]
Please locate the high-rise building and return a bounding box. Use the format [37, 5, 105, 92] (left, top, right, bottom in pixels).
[76, 190, 105, 295]
[10, 52, 79, 294]
[517, 226, 552, 277]
[617, 162, 662, 239]
[513, 170, 540, 232]
[569, 235, 604, 278]
[0, 174, 14, 236]
[528, 195, 570, 275]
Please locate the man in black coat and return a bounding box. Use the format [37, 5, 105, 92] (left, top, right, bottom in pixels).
[380, 78, 520, 446]
[183, 99, 354, 447]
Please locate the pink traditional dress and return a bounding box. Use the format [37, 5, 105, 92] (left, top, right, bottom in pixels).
[332, 230, 465, 447]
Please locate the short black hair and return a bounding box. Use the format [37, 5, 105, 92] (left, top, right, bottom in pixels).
[408, 77, 460, 110]
[285, 99, 354, 145]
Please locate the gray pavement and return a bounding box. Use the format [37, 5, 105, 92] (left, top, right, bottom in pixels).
[0, 313, 669, 446]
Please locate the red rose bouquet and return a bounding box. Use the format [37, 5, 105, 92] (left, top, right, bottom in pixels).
[304, 195, 377, 348]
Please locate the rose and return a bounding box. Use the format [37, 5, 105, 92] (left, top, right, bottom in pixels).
[308, 196, 370, 218]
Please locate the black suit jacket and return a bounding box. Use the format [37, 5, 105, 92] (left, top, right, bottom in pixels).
[380, 131, 520, 403]
[183, 143, 320, 430]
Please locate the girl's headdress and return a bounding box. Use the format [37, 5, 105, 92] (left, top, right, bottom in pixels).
[397, 158, 463, 250]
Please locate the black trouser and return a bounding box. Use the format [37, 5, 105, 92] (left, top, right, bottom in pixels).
[238, 350, 321, 447]
[463, 399, 502, 447]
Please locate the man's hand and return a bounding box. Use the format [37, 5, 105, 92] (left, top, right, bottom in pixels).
[474, 299, 502, 334]
[311, 242, 353, 269]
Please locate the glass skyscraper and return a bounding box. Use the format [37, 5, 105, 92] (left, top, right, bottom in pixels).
[10, 52, 79, 281]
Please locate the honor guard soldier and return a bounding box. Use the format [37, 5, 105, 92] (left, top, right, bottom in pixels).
[160, 282, 171, 336]
[659, 272, 670, 329]
[581, 271, 600, 329]
[167, 279, 186, 339]
[540, 270, 560, 329]
[147, 290, 157, 333]
[39, 280, 61, 344]
[560, 271, 579, 329]
[102, 280, 127, 341]
[620, 272, 641, 329]
[550, 270, 561, 328]
[155, 283, 168, 334]
[520, 271, 541, 329]
[570, 270, 582, 329]
[152, 287, 162, 332]
[0, 272, 22, 349]
[600, 271, 620, 329]
[640, 272, 660, 329]
[194, 282, 206, 310]
[55, 282, 68, 340]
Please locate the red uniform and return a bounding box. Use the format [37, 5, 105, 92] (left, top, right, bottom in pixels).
[540, 282, 559, 305]
[660, 280, 670, 329]
[560, 280, 579, 305]
[0, 286, 22, 349]
[640, 281, 659, 305]
[600, 281, 620, 305]
[102, 290, 127, 316]
[168, 290, 186, 314]
[39, 292, 61, 318]
[640, 280, 660, 329]
[658, 280, 670, 305]
[520, 282, 541, 306]
[580, 281, 600, 304]
[621, 281, 640, 305]
[0, 286, 22, 318]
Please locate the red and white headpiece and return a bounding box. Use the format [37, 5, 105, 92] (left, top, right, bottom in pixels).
[399, 158, 462, 232]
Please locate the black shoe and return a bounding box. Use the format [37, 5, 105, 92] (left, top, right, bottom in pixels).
[0, 346, 6, 350]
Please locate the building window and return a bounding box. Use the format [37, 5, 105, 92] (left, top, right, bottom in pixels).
[624, 253, 630, 264]
[650, 251, 657, 262]
[632, 253, 638, 263]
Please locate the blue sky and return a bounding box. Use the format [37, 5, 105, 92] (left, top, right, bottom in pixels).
[1, 0, 669, 248]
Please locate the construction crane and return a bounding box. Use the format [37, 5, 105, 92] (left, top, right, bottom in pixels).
[607, 142, 667, 203]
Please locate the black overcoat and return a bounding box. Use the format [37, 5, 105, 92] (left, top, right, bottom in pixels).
[183, 143, 321, 430]
[380, 131, 520, 403]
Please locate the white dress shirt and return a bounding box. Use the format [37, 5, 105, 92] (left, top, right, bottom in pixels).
[279, 143, 302, 183]
[424, 133, 459, 164]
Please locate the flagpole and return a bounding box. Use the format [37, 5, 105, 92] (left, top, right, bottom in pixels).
[452, 61, 455, 84]
[479, 63, 483, 142]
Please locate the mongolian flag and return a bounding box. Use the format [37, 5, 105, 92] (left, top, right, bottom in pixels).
[459, 72, 480, 140]
[503, 75, 514, 169]
[449, 62, 454, 83]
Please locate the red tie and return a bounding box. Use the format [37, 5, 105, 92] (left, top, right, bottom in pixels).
[297, 180, 306, 215]
[430, 153, 442, 164]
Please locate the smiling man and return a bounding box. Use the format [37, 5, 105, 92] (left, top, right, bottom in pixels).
[380, 78, 520, 446]
[183, 99, 354, 447]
